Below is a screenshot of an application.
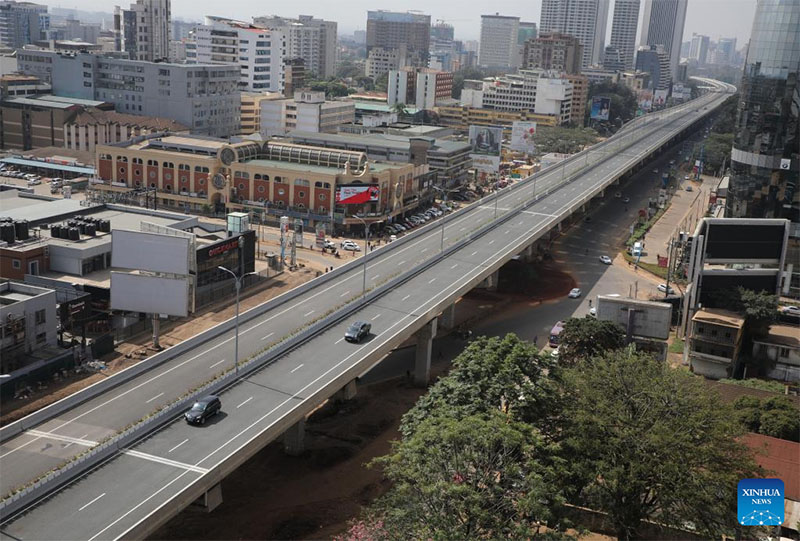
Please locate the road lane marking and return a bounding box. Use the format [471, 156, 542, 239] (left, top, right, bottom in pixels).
[373, 313, 382, 320]
[398, 260, 406, 265]
[64, 433, 90, 449]
[27, 430, 97, 447]
[145, 392, 164, 404]
[428, 278, 436, 284]
[123, 450, 209, 474]
[450, 264, 458, 269]
[209, 358, 227, 369]
[339, 290, 350, 297]
[79, 493, 106, 512]
[504, 230, 510, 234]
[371, 274, 380, 280]
[335, 337, 344, 344]
[443, 237, 449, 241]
[303, 310, 315, 317]
[460, 227, 466, 231]
[401, 294, 410, 301]
[261, 332, 274, 341]
[291, 364, 305, 373]
[236, 397, 253, 409]
[471, 251, 478, 256]
[168, 439, 188, 453]
[488, 240, 495, 245]
[421, 248, 428, 253]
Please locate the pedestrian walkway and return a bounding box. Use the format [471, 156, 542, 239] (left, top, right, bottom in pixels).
[640, 174, 715, 265]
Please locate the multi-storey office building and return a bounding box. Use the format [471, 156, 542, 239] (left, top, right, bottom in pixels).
[522, 32, 582, 74]
[366, 10, 430, 70]
[114, 0, 170, 62]
[253, 15, 337, 78]
[193, 16, 286, 93]
[387, 67, 453, 110]
[17, 50, 241, 137]
[639, 0, 687, 80]
[0, 0, 48, 49]
[608, 0, 639, 70]
[538, 0, 609, 69]
[259, 90, 355, 137]
[478, 14, 519, 69]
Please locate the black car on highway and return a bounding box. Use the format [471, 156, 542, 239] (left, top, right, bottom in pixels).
[344, 321, 371, 343]
[184, 395, 221, 425]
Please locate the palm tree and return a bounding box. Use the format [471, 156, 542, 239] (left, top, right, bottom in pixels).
[391, 102, 408, 116]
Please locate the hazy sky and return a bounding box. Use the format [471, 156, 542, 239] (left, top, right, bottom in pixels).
[48, 0, 757, 47]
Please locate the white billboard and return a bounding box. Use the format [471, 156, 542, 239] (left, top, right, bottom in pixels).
[510, 121, 537, 153]
[596, 296, 672, 340]
[111, 272, 189, 317]
[470, 153, 501, 173]
[112, 229, 191, 275]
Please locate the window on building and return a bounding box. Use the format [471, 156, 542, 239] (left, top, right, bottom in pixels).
[318, 193, 326, 201]
[35, 309, 46, 325]
[36, 332, 47, 344]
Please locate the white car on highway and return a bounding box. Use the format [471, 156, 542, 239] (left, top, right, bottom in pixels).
[568, 288, 582, 298]
[341, 240, 361, 252]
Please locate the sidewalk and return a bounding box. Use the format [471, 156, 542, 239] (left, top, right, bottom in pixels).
[640, 173, 715, 265]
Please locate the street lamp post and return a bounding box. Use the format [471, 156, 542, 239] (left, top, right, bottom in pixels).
[218, 253, 256, 377]
[431, 185, 459, 252]
[351, 215, 378, 294]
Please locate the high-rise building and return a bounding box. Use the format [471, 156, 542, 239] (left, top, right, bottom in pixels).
[478, 14, 519, 69]
[253, 15, 337, 78]
[0, 1, 48, 49]
[603, 45, 624, 71]
[635, 44, 671, 90]
[16, 50, 241, 137]
[522, 32, 583, 74]
[387, 67, 453, 110]
[114, 0, 171, 61]
[689, 33, 710, 64]
[193, 16, 286, 93]
[609, 0, 639, 70]
[366, 10, 430, 71]
[538, 0, 610, 69]
[727, 0, 799, 225]
[711, 37, 737, 65]
[640, 0, 687, 80]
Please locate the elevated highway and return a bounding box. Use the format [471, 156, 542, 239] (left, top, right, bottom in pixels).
[0, 79, 735, 540]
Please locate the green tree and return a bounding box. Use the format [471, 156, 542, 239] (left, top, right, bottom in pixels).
[557, 317, 626, 366]
[400, 334, 559, 438]
[373, 72, 389, 93]
[692, 132, 734, 174]
[390, 102, 407, 116]
[531, 126, 600, 155]
[707, 286, 778, 339]
[370, 412, 574, 541]
[733, 395, 762, 432]
[759, 396, 800, 441]
[560, 349, 761, 540]
[586, 81, 638, 127]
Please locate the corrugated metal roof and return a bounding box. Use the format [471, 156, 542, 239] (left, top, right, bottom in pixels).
[0, 157, 95, 175]
[742, 433, 800, 501]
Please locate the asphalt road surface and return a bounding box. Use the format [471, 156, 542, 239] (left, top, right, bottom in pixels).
[0, 88, 728, 541]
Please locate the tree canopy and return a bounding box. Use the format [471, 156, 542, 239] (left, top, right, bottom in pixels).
[557, 316, 626, 366]
[560, 348, 761, 540]
[586, 81, 638, 127]
[734, 395, 800, 442]
[532, 126, 600, 155]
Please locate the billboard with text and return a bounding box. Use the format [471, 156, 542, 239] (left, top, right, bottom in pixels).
[469, 125, 503, 173]
[335, 184, 380, 205]
[590, 96, 611, 120]
[510, 121, 537, 153]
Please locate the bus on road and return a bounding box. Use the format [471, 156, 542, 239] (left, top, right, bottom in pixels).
[549, 321, 565, 348]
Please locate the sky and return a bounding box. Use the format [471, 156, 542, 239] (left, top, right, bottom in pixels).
[47, 0, 757, 48]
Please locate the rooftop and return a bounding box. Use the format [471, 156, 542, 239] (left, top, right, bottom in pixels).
[692, 308, 745, 328]
[755, 324, 800, 349]
[741, 433, 800, 501]
[70, 108, 189, 131]
[289, 130, 469, 154]
[244, 158, 398, 174]
[0, 281, 52, 305]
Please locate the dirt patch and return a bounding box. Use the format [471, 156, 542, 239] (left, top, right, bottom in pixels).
[1, 268, 319, 426]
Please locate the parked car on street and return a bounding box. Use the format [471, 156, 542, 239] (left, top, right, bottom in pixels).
[344, 321, 371, 343]
[184, 395, 222, 425]
[657, 284, 675, 294]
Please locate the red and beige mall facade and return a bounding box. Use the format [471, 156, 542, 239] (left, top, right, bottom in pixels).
[91, 134, 434, 229]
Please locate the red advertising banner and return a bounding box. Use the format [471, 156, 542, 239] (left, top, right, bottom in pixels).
[336, 184, 380, 205]
[657, 255, 668, 268]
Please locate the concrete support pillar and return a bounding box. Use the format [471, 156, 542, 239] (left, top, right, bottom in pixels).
[556, 222, 563, 233]
[599, 189, 604, 198]
[439, 303, 456, 330]
[334, 379, 357, 402]
[581, 204, 587, 213]
[520, 244, 535, 263]
[190, 483, 223, 513]
[283, 419, 306, 456]
[414, 319, 437, 387]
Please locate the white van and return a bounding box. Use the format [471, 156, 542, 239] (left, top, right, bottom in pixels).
[630, 242, 643, 257]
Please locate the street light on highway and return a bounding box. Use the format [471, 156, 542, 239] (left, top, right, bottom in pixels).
[431, 185, 459, 252]
[218, 247, 257, 377]
[351, 214, 380, 294]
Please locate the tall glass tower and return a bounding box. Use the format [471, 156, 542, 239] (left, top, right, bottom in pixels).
[727, 0, 799, 223]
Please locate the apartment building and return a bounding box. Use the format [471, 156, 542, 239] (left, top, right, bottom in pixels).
[259, 90, 354, 137]
[253, 15, 337, 78]
[17, 50, 241, 137]
[114, 0, 170, 62]
[239, 91, 282, 134]
[0, 281, 57, 374]
[193, 16, 286, 93]
[563, 73, 588, 126]
[387, 67, 453, 110]
[522, 32, 582, 74]
[539, 0, 609, 68]
[689, 308, 745, 379]
[635, 44, 671, 90]
[0, 0, 48, 49]
[437, 105, 561, 131]
[366, 10, 430, 71]
[365, 46, 406, 79]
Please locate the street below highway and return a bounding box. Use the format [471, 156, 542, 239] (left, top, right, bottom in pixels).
[0, 84, 730, 540]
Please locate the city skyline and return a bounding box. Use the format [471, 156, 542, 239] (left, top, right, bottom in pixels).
[41, 0, 757, 49]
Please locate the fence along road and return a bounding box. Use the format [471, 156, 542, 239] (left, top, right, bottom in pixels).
[0, 81, 732, 540]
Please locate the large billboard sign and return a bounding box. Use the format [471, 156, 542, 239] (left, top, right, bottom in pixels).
[111, 273, 189, 317]
[112, 229, 191, 275]
[637, 90, 653, 112]
[510, 121, 537, 153]
[335, 184, 380, 205]
[590, 96, 611, 121]
[469, 125, 503, 173]
[654, 89, 668, 107]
